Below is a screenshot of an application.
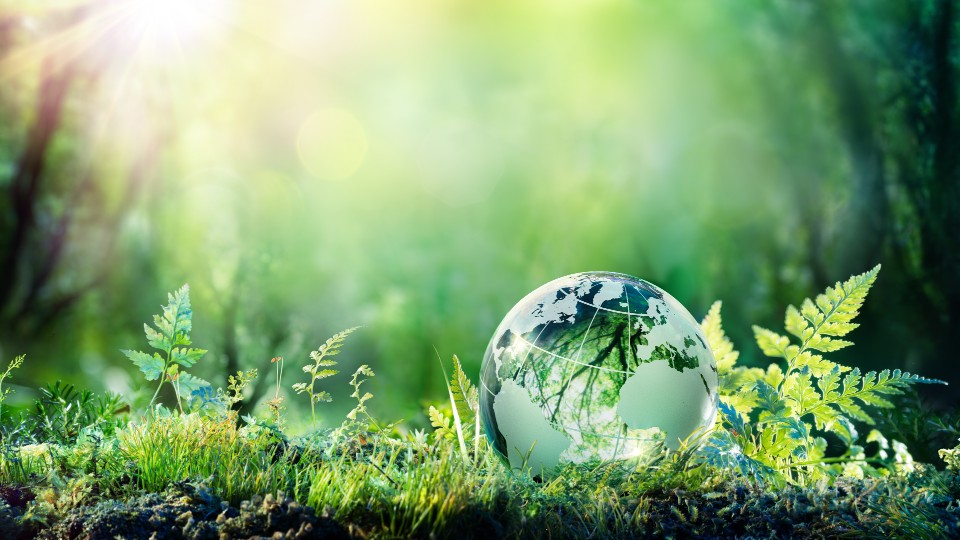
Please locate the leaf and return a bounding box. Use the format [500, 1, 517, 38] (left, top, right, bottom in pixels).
[793, 351, 845, 378]
[701, 301, 740, 374]
[450, 355, 477, 427]
[357, 364, 375, 377]
[753, 326, 790, 358]
[122, 350, 164, 381]
[428, 405, 454, 441]
[144, 324, 165, 350]
[695, 430, 782, 487]
[314, 369, 338, 380]
[782, 370, 818, 417]
[784, 305, 810, 340]
[291, 383, 309, 393]
[754, 380, 789, 423]
[150, 285, 193, 350]
[171, 347, 206, 368]
[176, 372, 211, 396]
[311, 326, 361, 364]
[718, 401, 749, 438]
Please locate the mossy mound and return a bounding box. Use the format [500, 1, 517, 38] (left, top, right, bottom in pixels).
[36, 483, 350, 540]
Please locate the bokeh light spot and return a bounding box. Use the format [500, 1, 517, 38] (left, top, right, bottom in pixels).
[296, 108, 368, 181]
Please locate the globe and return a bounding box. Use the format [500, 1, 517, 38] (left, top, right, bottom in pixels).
[479, 272, 718, 476]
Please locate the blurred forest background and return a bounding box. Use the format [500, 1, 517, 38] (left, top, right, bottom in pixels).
[0, 0, 958, 426]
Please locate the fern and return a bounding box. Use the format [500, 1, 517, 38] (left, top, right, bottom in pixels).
[702, 266, 945, 484]
[0, 355, 25, 424]
[345, 365, 375, 423]
[428, 405, 455, 441]
[436, 355, 480, 459]
[121, 285, 210, 413]
[293, 326, 359, 427]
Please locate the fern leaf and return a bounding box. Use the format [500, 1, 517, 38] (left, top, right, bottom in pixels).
[144, 324, 165, 350]
[356, 364, 375, 377]
[156, 285, 193, 348]
[697, 430, 781, 486]
[314, 326, 360, 360]
[753, 326, 790, 358]
[754, 381, 789, 423]
[314, 369, 338, 380]
[811, 265, 879, 337]
[701, 301, 739, 374]
[428, 405, 454, 440]
[782, 370, 819, 417]
[784, 305, 810, 340]
[450, 355, 477, 426]
[122, 350, 164, 381]
[792, 351, 845, 377]
[176, 372, 211, 395]
[171, 347, 206, 368]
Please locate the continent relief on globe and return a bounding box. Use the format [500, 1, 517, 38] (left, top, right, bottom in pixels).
[480, 273, 718, 475]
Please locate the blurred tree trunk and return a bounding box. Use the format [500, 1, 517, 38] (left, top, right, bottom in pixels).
[895, 0, 960, 382]
[808, 5, 891, 274]
[0, 4, 154, 341]
[0, 56, 77, 315]
[800, 1, 959, 387]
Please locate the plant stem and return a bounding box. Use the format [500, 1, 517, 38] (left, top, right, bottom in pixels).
[785, 456, 886, 469]
[150, 316, 180, 410]
[149, 359, 170, 408]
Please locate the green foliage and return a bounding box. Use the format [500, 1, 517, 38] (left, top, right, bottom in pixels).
[32, 381, 129, 446]
[266, 357, 286, 430]
[293, 326, 360, 427]
[0, 354, 24, 423]
[940, 440, 960, 471]
[433, 355, 482, 461]
[701, 266, 945, 485]
[428, 405, 455, 442]
[121, 285, 210, 413]
[345, 365, 375, 423]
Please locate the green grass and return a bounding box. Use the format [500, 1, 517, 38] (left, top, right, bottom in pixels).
[1, 272, 959, 538]
[2, 410, 960, 538]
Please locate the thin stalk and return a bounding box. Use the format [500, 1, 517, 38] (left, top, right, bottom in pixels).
[785, 456, 887, 469]
[149, 317, 180, 409]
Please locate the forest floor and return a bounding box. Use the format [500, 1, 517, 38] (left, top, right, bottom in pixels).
[1, 422, 959, 540]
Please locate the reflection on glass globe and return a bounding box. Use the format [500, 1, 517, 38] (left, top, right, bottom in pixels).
[479, 272, 718, 476]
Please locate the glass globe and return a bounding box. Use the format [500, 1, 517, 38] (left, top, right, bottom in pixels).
[479, 272, 718, 476]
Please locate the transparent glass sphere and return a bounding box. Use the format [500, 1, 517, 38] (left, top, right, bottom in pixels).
[479, 272, 718, 476]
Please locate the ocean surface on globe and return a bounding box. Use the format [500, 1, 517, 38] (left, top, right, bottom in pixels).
[479, 272, 718, 476]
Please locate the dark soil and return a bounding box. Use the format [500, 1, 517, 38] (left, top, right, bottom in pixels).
[1, 474, 958, 539]
[18, 482, 351, 540]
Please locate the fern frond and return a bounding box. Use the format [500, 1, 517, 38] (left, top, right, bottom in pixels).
[702, 265, 949, 485]
[701, 301, 739, 374]
[450, 355, 478, 427]
[153, 284, 193, 349]
[122, 350, 165, 381]
[428, 405, 455, 441]
[297, 326, 361, 426]
[312, 326, 361, 364]
[125, 284, 208, 411]
[753, 326, 790, 358]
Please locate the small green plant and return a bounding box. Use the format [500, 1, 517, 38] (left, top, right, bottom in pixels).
[293, 326, 359, 427]
[32, 381, 129, 445]
[345, 365, 375, 424]
[699, 265, 945, 485]
[122, 285, 211, 413]
[0, 354, 24, 423]
[428, 355, 482, 463]
[266, 356, 286, 429]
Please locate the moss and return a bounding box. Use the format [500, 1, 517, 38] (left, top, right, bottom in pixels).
[36, 483, 350, 540]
